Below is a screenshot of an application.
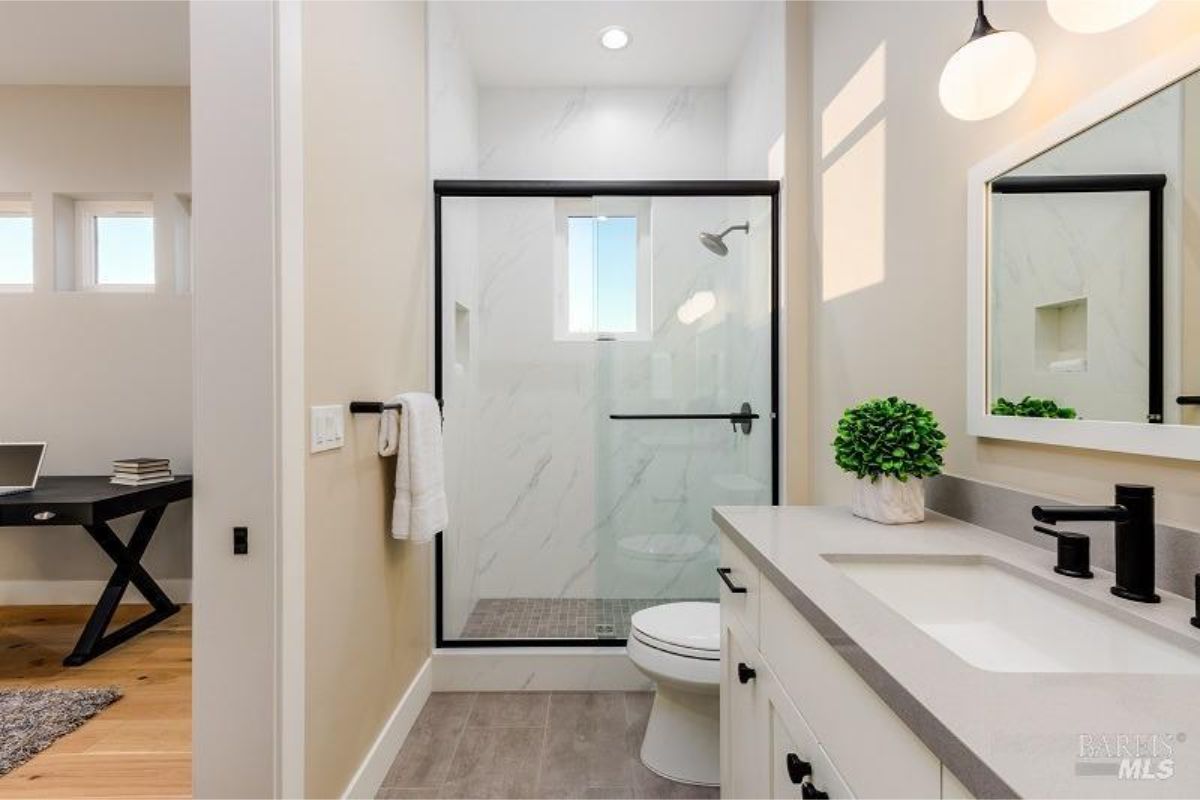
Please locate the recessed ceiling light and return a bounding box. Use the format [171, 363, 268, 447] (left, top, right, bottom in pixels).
[599, 26, 630, 51]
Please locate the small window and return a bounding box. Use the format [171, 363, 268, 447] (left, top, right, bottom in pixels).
[554, 199, 651, 341]
[0, 200, 34, 288]
[77, 200, 155, 289]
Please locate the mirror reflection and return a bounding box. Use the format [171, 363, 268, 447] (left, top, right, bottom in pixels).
[988, 71, 1200, 426]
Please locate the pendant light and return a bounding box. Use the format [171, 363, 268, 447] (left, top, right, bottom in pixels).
[939, 0, 1037, 121]
[1047, 0, 1159, 34]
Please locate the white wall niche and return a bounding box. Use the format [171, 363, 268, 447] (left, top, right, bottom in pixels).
[1034, 297, 1088, 374]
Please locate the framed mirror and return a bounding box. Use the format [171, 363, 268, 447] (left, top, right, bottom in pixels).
[967, 36, 1200, 461]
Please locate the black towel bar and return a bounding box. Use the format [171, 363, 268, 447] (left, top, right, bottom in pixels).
[349, 399, 445, 415]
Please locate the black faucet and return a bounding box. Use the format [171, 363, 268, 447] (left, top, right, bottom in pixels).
[1032, 484, 1160, 604]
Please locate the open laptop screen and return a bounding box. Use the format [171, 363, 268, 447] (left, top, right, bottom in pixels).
[0, 444, 45, 488]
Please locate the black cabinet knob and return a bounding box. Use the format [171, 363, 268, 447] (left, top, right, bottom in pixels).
[801, 780, 829, 800]
[786, 753, 812, 783]
[737, 662, 756, 684]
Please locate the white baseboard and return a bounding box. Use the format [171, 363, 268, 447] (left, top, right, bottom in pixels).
[0, 578, 192, 606]
[432, 647, 653, 692]
[342, 657, 433, 799]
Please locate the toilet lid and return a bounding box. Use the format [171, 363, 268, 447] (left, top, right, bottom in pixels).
[630, 602, 720, 657]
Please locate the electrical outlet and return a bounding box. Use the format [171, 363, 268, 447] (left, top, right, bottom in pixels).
[310, 404, 345, 453]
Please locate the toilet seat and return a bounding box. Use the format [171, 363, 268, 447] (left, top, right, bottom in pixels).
[630, 602, 720, 660]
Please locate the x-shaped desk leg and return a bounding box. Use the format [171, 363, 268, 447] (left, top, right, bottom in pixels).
[65, 505, 181, 666]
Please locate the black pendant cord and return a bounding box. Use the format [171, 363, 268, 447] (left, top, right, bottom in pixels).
[971, 0, 998, 41]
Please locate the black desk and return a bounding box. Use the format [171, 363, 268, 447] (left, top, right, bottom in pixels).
[0, 476, 192, 666]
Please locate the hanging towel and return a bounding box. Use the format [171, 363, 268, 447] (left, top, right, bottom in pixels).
[377, 392, 447, 542]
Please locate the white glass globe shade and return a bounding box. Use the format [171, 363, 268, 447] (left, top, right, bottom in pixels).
[939, 30, 1037, 121]
[1048, 0, 1158, 34]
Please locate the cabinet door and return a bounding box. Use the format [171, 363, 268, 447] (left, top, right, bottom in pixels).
[764, 667, 854, 799]
[721, 618, 768, 800]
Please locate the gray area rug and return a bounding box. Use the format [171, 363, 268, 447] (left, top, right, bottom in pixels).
[0, 687, 121, 776]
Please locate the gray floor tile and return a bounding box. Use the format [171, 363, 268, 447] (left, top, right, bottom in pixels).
[440, 726, 545, 799]
[377, 789, 443, 799]
[381, 693, 477, 789]
[468, 691, 551, 728]
[538, 693, 634, 795]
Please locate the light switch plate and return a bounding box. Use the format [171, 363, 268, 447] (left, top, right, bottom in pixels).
[310, 404, 345, 453]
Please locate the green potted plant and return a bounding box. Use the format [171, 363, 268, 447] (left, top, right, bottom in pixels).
[833, 397, 947, 524]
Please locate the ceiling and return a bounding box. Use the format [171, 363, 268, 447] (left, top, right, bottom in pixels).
[0, 1, 188, 86]
[449, 1, 765, 88]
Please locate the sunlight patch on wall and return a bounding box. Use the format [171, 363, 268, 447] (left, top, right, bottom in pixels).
[821, 42, 886, 158]
[821, 118, 886, 301]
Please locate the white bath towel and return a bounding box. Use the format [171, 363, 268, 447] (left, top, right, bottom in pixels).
[377, 392, 447, 542]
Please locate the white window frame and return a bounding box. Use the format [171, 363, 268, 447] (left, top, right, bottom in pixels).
[553, 197, 652, 342]
[76, 199, 156, 291]
[0, 199, 34, 291]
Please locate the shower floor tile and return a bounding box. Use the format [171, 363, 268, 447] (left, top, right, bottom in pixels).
[459, 598, 707, 640]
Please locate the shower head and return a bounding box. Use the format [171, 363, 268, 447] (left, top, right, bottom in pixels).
[699, 222, 750, 257]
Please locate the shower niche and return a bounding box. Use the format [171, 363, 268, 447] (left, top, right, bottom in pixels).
[435, 181, 779, 646]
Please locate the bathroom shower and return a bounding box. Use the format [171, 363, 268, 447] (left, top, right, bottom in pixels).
[698, 221, 750, 256]
[437, 184, 777, 645]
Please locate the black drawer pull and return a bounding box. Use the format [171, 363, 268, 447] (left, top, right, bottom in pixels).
[737, 662, 756, 684]
[786, 753, 812, 783]
[717, 567, 747, 594]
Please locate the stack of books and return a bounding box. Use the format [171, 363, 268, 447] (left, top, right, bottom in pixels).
[111, 458, 173, 486]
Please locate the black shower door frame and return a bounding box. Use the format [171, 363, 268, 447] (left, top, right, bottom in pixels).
[432, 179, 780, 648]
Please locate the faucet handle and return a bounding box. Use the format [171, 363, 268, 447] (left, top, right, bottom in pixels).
[1035, 525, 1094, 579]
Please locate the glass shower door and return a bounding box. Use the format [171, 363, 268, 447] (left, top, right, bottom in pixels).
[590, 193, 773, 637]
[438, 186, 775, 644]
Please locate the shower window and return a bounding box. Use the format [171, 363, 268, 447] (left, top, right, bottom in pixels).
[554, 197, 651, 341]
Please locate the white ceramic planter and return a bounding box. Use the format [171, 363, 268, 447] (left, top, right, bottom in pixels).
[851, 476, 925, 524]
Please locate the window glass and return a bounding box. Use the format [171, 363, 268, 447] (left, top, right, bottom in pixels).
[567, 215, 638, 334]
[96, 216, 155, 285]
[0, 215, 33, 285]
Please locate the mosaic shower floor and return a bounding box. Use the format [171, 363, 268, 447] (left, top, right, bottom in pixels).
[459, 597, 707, 640]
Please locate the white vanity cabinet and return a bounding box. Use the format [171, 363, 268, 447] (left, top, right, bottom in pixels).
[719, 532, 971, 800]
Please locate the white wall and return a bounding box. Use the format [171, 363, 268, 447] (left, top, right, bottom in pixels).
[727, 1, 786, 179]
[804, 0, 1200, 529]
[0, 86, 191, 598]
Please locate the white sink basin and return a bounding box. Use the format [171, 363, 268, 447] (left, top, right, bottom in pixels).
[828, 555, 1200, 674]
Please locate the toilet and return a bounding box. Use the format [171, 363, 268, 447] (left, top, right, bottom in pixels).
[627, 601, 721, 787]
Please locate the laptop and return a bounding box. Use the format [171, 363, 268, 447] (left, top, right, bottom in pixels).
[0, 443, 46, 497]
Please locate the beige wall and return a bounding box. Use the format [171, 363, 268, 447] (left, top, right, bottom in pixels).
[0, 87, 191, 590]
[301, 2, 432, 796]
[798, 1, 1200, 528]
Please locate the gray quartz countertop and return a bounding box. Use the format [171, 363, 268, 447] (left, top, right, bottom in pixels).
[712, 505, 1200, 800]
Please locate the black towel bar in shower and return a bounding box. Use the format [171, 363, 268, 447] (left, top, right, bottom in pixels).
[610, 402, 758, 434]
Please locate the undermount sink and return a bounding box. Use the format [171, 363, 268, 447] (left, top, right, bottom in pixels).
[827, 554, 1200, 674]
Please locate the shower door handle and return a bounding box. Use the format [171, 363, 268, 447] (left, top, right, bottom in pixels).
[609, 402, 759, 434]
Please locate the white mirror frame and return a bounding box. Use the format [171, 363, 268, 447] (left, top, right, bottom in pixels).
[967, 33, 1200, 462]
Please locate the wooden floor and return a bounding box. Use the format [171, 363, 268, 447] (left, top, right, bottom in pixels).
[0, 605, 191, 798]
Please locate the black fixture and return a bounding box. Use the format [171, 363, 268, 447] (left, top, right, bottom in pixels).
[991, 174, 1166, 424]
[431, 179, 781, 649]
[233, 526, 249, 555]
[1191, 575, 1199, 629]
[737, 662, 757, 684]
[786, 754, 830, 800]
[611, 402, 759, 434]
[1032, 484, 1160, 603]
[1178, 396, 1200, 406]
[1033, 525, 1092, 578]
[717, 567, 747, 594]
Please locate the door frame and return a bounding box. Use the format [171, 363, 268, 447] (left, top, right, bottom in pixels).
[431, 179, 780, 648]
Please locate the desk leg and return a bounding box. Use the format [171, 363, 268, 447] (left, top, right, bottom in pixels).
[65, 505, 181, 667]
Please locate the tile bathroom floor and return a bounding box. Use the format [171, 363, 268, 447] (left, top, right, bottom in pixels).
[460, 599, 706, 640]
[377, 691, 719, 799]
